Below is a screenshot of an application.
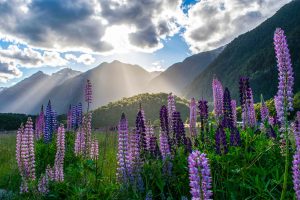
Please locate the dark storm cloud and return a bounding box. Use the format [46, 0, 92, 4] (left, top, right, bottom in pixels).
[0, 0, 112, 52]
[0, 0, 182, 52]
[0, 61, 22, 81]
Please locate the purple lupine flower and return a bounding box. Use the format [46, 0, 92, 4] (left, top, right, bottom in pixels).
[198, 99, 209, 142]
[145, 123, 156, 154]
[25, 118, 36, 180]
[74, 128, 85, 156]
[260, 95, 269, 122]
[117, 113, 131, 184]
[38, 174, 49, 195]
[212, 77, 223, 120]
[168, 93, 176, 131]
[189, 98, 197, 137]
[222, 88, 234, 129]
[215, 125, 228, 155]
[76, 103, 83, 127]
[136, 110, 146, 151]
[292, 112, 300, 199]
[231, 100, 237, 127]
[145, 191, 153, 200]
[67, 105, 72, 130]
[82, 112, 92, 156]
[129, 131, 144, 190]
[160, 105, 169, 135]
[72, 105, 77, 129]
[274, 28, 294, 123]
[266, 126, 277, 139]
[53, 124, 65, 182]
[16, 118, 36, 193]
[247, 89, 257, 127]
[230, 127, 241, 146]
[51, 109, 58, 131]
[90, 137, 99, 160]
[159, 131, 171, 160]
[44, 100, 54, 143]
[172, 111, 186, 147]
[46, 165, 54, 181]
[85, 79, 92, 112]
[139, 103, 146, 123]
[35, 105, 45, 140]
[188, 150, 213, 200]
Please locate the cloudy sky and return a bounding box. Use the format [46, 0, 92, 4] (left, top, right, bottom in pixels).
[0, 0, 291, 87]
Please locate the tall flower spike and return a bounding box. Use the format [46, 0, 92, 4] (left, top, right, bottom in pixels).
[35, 105, 45, 140]
[274, 28, 294, 123]
[172, 111, 186, 147]
[292, 112, 300, 199]
[145, 122, 157, 155]
[159, 131, 172, 176]
[168, 93, 176, 131]
[90, 137, 99, 160]
[198, 99, 209, 142]
[136, 110, 146, 151]
[231, 100, 237, 127]
[85, 79, 93, 112]
[247, 89, 257, 127]
[117, 113, 131, 184]
[188, 150, 213, 200]
[189, 98, 197, 137]
[53, 124, 65, 182]
[212, 77, 223, 120]
[76, 103, 83, 127]
[160, 105, 169, 138]
[222, 88, 234, 129]
[215, 125, 228, 155]
[67, 105, 72, 130]
[260, 95, 269, 122]
[72, 105, 77, 129]
[82, 112, 92, 156]
[44, 100, 53, 143]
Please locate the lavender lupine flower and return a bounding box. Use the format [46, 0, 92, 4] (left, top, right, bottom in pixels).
[172, 111, 186, 147]
[198, 99, 209, 142]
[260, 95, 269, 122]
[83, 112, 92, 156]
[53, 124, 65, 182]
[247, 89, 257, 127]
[274, 28, 294, 123]
[145, 191, 153, 200]
[239, 77, 252, 128]
[230, 127, 241, 146]
[168, 93, 176, 131]
[292, 112, 300, 199]
[139, 103, 146, 122]
[16, 118, 36, 193]
[189, 98, 197, 137]
[136, 110, 146, 151]
[160, 105, 171, 147]
[117, 113, 131, 184]
[85, 79, 92, 112]
[231, 100, 237, 127]
[35, 105, 45, 140]
[129, 131, 144, 191]
[212, 77, 223, 119]
[188, 150, 213, 200]
[38, 174, 49, 195]
[74, 128, 85, 156]
[51, 109, 58, 131]
[159, 131, 172, 176]
[145, 122, 156, 154]
[46, 165, 54, 181]
[222, 88, 234, 129]
[215, 125, 228, 154]
[76, 103, 83, 127]
[44, 100, 54, 143]
[72, 105, 77, 129]
[67, 105, 72, 130]
[90, 137, 99, 160]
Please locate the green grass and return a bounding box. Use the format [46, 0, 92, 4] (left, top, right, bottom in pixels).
[0, 127, 297, 199]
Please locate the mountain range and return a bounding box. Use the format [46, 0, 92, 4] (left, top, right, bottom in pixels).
[0, 0, 299, 114]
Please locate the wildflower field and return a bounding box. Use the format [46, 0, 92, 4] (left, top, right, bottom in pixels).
[0, 28, 300, 200]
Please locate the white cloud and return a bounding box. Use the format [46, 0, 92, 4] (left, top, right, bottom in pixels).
[65, 53, 95, 65]
[0, 45, 68, 68]
[0, 60, 22, 82]
[183, 0, 291, 53]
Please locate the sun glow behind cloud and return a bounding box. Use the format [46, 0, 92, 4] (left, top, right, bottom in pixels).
[0, 0, 292, 85]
